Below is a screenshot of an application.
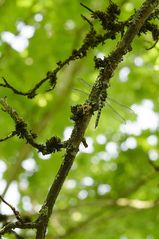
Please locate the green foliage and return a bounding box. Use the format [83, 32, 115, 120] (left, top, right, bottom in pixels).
[0, 0, 159, 238]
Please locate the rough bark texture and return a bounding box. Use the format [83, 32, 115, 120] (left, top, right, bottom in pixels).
[0, 0, 158, 238]
[35, 0, 159, 238]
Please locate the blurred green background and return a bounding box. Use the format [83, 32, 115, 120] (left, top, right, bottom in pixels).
[0, 0, 159, 238]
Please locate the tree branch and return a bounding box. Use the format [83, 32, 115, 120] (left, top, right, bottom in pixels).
[0, 97, 66, 155]
[3, 1, 158, 99]
[0, 0, 158, 237]
[0, 28, 116, 99]
[0, 221, 37, 236]
[0, 131, 16, 142]
[35, 0, 159, 238]
[0, 195, 23, 223]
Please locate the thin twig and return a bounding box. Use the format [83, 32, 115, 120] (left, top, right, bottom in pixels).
[0, 2, 157, 99]
[0, 131, 16, 142]
[146, 39, 158, 49]
[0, 0, 158, 238]
[81, 14, 93, 27]
[0, 195, 23, 223]
[35, 1, 159, 238]
[0, 221, 37, 236]
[80, 2, 94, 13]
[0, 97, 65, 155]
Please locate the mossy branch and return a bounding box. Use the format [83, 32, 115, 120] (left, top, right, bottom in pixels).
[0, 97, 66, 155]
[0, 1, 158, 99]
[0, 0, 158, 238]
[35, 0, 159, 238]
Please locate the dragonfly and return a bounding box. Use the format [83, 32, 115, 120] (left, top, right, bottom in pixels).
[73, 78, 135, 127]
